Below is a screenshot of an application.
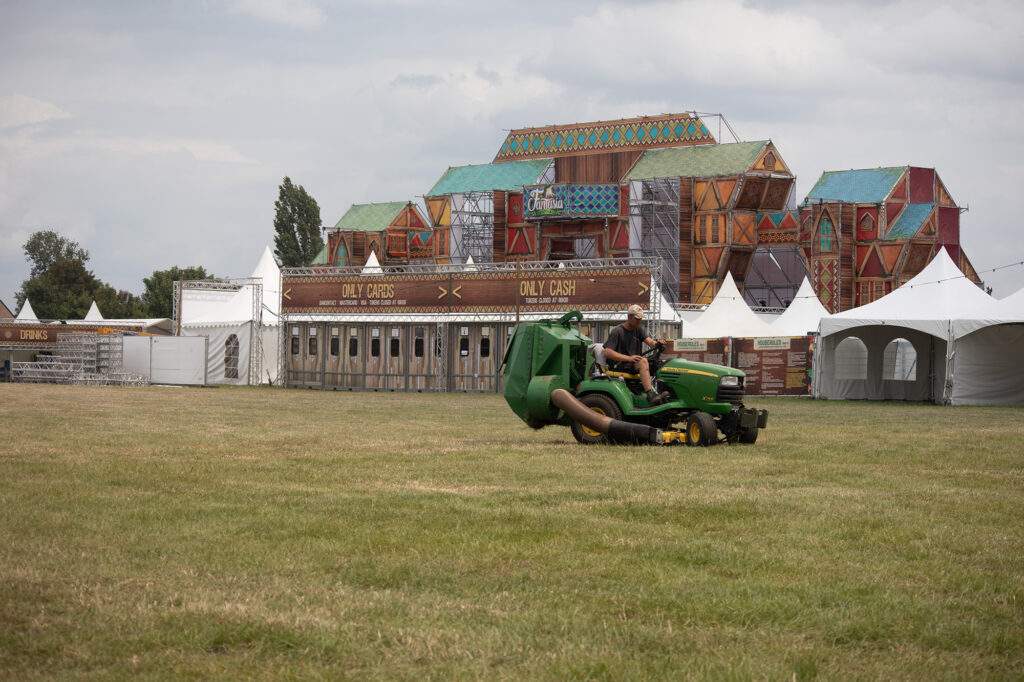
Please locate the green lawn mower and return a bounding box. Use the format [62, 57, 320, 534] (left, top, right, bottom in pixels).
[502, 311, 768, 446]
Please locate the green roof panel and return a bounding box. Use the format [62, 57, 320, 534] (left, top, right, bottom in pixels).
[624, 141, 767, 180]
[334, 201, 409, 231]
[804, 167, 906, 204]
[428, 158, 552, 196]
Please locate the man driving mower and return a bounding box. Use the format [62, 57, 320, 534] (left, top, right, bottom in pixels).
[602, 304, 671, 406]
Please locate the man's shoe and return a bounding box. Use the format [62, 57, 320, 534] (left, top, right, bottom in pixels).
[646, 390, 671, 406]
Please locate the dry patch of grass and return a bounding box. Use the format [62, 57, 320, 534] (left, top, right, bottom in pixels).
[1, 384, 1023, 679]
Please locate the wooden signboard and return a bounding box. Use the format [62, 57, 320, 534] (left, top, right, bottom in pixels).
[0, 323, 149, 347]
[280, 266, 653, 315]
[733, 336, 812, 396]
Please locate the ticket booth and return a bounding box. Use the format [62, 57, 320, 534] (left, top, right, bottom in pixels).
[287, 323, 322, 387]
[451, 324, 503, 392]
[323, 324, 365, 389]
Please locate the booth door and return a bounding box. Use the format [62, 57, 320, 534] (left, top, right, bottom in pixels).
[341, 325, 364, 389]
[382, 325, 406, 390]
[452, 325, 499, 392]
[364, 325, 384, 389]
[324, 325, 343, 388]
[407, 325, 436, 391]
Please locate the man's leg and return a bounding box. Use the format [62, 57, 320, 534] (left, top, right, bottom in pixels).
[635, 357, 653, 392]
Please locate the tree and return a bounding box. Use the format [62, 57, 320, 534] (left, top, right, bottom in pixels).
[23, 230, 90, 278]
[273, 176, 324, 267]
[141, 266, 213, 318]
[16, 259, 146, 319]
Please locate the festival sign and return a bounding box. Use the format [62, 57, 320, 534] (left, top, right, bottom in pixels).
[280, 266, 653, 315]
[665, 337, 728, 367]
[0, 323, 144, 347]
[524, 183, 620, 219]
[733, 336, 812, 396]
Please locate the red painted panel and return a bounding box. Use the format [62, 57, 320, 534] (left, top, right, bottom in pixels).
[889, 175, 907, 201]
[611, 220, 630, 249]
[909, 167, 935, 204]
[508, 192, 524, 223]
[856, 207, 878, 241]
[937, 206, 960, 245]
[779, 212, 798, 230]
[886, 201, 904, 227]
[856, 245, 871, 272]
[943, 244, 961, 263]
[860, 248, 885, 277]
[619, 185, 630, 217]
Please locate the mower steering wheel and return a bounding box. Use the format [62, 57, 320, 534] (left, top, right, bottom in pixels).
[643, 341, 665, 361]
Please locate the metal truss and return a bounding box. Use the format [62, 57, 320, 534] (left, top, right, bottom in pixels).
[282, 256, 661, 277]
[628, 178, 681, 305]
[450, 191, 495, 264]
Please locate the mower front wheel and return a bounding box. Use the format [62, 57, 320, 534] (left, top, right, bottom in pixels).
[570, 393, 622, 445]
[685, 411, 717, 447]
[738, 426, 758, 444]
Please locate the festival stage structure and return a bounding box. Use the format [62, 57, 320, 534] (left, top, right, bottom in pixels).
[313, 201, 433, 267]
[783, 166, 980, 313]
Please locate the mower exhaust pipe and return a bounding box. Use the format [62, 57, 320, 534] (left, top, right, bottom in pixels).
[550, 389, 663, 445]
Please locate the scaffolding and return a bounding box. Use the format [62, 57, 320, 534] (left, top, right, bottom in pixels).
[628, 178, 681, 305]
[743, 245, 809, 308]
[449, 191, 495, 264]
[173, 277, 264, 385]
[11, 333, 146, 385]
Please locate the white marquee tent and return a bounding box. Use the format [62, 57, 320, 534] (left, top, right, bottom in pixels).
[813, 248, 1023, 404]
[16, 300, 38, 322]
[180, 246, 281, 385]
[681, 272, 776, 338]
[771, 277, 830, 337]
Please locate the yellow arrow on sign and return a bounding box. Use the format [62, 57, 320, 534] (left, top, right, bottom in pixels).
[637, 281, 649, 295]
[437, 285, 448, 299]
[283, 288, 292, 301]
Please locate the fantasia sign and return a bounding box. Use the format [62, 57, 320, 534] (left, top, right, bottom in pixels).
[524, 184, 620, 219]
[280, 266, 653, 315]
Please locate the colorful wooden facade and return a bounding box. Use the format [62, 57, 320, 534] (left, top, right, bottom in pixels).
[791, 166, 979, 312]
[314, 201, 431, 267]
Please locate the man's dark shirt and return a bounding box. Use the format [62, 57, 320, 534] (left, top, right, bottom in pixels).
[605, 323, 648, 366]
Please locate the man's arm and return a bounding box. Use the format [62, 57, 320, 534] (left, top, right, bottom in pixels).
[603, 347, 641, 364]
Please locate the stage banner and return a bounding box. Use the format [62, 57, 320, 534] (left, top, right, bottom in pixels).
[733, 336, 812, 396]
[280, 266, 653, 315]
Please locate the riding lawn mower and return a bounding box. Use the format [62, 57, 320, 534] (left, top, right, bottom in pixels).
[502, 311, 768, 446]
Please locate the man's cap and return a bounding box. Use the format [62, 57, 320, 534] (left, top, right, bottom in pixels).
[627, 304, 644, 320]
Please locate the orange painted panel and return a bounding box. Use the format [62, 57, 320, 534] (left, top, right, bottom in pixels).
[698, 182, 720, 210]
[694, 180, 710, 208]
[692, 279, 716, 305]
[937, 183, 955, 207]
[878, 244, 903, 273]
[734, 213, 756, 245]
[716, 179, 737, 206]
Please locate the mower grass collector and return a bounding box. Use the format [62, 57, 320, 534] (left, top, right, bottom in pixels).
[502, 311, 768, 446]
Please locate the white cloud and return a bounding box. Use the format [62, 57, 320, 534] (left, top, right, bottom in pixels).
[0, 94, 72, 130]
[227, 0, 325, 29]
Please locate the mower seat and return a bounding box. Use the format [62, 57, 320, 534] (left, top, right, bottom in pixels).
[589, 343, 641, 380]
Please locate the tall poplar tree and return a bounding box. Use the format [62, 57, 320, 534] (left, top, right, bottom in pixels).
[273, 177, 324, 267]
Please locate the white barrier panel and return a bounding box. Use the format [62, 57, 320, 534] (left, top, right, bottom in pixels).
[123, 336, 208, 386]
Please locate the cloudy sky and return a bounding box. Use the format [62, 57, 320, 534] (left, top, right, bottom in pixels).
[2, 0, 1023, 309]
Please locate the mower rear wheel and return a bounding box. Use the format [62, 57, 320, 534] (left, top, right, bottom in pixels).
[685, 411, 717, 447]
[570, 393, 622, 445]
[739, 426, 758, 444]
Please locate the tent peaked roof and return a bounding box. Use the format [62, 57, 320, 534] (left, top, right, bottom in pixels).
[252, 245, 281, 317]
[995, 285, 1024, 321]
[16, 299, 39, 322]
[464, 254, 477, 271]
[84, 301, 104, 321]
[681, 272, 777, 338]
[360, 250, 382, 275]
[772, 277, 830, 336]
[822, 247, 1000, 339]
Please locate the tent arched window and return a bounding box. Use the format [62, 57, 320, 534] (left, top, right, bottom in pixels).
[224, 334, 239, 379]
[834, 336, 868, 380]
[883, 338, 917, 381]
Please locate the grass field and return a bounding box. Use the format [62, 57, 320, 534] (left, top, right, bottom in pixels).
[2, 384, 1023, 680]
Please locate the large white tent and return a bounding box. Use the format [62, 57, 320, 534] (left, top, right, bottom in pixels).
[681, 272, 776, 338]
[814, 248, 1020, 404]
[771, 277, 830, 337]
[180, 246, 281, 385]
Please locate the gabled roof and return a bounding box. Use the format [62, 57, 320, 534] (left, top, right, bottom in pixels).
[335, 202, 409, 232]
[885, 203, 934, 240]
[0, 299, 12, 319]
[427, 158, 552, 196]
[624, 141, 768, 180]
[804, 166, 905, 204]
